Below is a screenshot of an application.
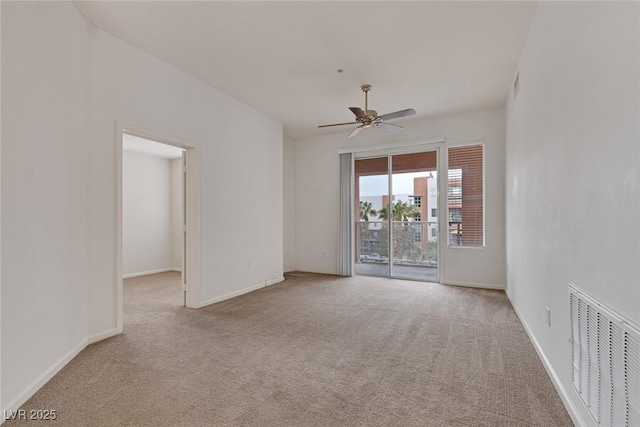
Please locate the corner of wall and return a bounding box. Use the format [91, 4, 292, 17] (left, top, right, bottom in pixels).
[0, 0, 3, 416]
[283, 135, 296, 272]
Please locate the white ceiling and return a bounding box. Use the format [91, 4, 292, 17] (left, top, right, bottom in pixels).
[123, 133, 184, 159]
[75, 1, 537, 140]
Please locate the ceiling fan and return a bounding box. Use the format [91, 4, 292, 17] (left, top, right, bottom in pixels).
[318, 84, 416, 138]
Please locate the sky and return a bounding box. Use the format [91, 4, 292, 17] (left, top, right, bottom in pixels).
[359, 171, 437, 197]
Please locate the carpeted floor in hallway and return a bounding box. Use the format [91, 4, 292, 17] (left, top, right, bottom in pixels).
[6, 271, 572, 426]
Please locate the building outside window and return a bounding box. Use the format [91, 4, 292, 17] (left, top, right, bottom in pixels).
[411, 195, 422, 208]
[413, 224, 422, 243]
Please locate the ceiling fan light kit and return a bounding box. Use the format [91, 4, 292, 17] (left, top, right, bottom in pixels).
[318, 84, 416, 138]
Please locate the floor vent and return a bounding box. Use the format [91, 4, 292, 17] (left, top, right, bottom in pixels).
[570, 286, 640, 426]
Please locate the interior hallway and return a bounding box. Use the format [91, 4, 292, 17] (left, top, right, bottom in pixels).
[6, 272, 571, 426]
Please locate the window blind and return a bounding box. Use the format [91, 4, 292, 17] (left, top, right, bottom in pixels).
[447, 144, 484, 247]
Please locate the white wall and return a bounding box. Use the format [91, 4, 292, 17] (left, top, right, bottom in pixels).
[170, 157, 183, 269]
[123, 150, 173, 276]
[1, 1, 283, 413]
[283, 136, 296, 272]
[294, 108, 506, 288]
[1, 1, 90, 412]
[505, 2, 640, 425]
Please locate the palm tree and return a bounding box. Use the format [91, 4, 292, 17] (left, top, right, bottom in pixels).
[359, 201, 378, 221]
[359, 201, 378, 255]
[378, 200, 420, 222]
[378, 201, 421, 262]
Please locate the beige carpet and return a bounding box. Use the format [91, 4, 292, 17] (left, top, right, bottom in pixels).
[7, 272, 572, 426]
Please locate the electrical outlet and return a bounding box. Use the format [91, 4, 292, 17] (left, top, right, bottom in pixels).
[248, 260, 254, 269]
[546, 307, 551, 327]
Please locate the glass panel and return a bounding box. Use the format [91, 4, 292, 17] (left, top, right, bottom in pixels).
[354, 157, 389, 277]
[390, 152, 438, 281]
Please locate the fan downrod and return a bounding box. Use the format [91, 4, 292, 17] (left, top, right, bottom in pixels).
[361, 84, 375, 116]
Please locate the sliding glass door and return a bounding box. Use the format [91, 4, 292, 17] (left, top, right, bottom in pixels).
[355, 157, 390, 278]
[390, 152, 438, 281]
[354, 150, 439, 282]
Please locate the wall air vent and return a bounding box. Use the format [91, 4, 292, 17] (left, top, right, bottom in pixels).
[570, 286, 640, 426]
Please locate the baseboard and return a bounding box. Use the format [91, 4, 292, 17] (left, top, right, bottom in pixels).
[442, 280, 505, 290]
[507, 291, 587, 427]
[86, 328, 120, 345]
[171, 267, 182, 272]
[2, 338, 86, 419]
[196, 283, 265, 308]
[123, 267, 175, 279]
[265, 276, 284, 286]
[196, 277, 284, 308]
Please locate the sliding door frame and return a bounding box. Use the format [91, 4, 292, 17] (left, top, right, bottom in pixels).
[387, 155, 393, 278]
[348, 138, 446, 283]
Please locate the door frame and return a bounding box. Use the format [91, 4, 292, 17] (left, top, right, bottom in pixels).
[115, 122, 201, 332]
[351, 141, 445, 283]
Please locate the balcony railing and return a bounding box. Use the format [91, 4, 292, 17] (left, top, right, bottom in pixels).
[356, 221, 437, 267]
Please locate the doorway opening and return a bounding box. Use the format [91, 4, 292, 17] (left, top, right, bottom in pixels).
[116, 124, 200, 333]
[354, 150, 439, 282]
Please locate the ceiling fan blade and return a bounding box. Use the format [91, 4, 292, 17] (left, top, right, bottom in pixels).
[378, 108, 416, 121]
[318, 121, 359, 128]
[348, 125, 365, 139]
[349, 107, 366, 118]
[376, 122, 404, 132]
